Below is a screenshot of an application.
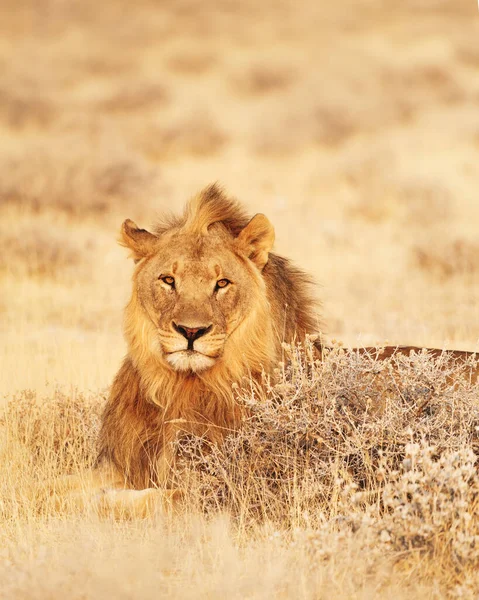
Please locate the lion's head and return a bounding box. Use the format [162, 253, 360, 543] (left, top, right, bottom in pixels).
[120, 185, 281, 378]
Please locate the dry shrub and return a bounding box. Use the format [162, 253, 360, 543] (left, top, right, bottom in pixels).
[380, 64, 464, 112]
[252, 115, 307, 156]
[174, 342, 479, 521]
[379, 444, 479, 564]
[0, 222, 90, 278]
[0, 86, 55, 129]
[252, 103, 356, 156]
[346, 163, 452, 225]
[412, 239, 479, 279]
[138, 114, 228, 160]
[299, 443, 479, 595]
[232, 63, 297, 96]
[98, 82, 169, 113]
[0, 143, 159, 215]
[314, 105, 356, 147]
[456, 45, 479, 68]
[400, 181, 452, 225]
[170, 342, 479, 591]
[166, 51, 217, 75]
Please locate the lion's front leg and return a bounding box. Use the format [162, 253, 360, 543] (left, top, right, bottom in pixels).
[91, 454, 184, 519]
[49, 463, 182, 518]
[48, 463, 124, 513]
[95, 487, 183, 519]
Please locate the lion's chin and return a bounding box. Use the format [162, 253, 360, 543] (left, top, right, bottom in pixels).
[166, 351, 217, 373]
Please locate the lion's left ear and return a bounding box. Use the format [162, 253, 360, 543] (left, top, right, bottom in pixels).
[236, 214, 275, 270]
[120, 219, 159, 262]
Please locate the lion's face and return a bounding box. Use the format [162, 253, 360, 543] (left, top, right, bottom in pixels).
[134, 230, 263, 373]
[121, 204, 275, 374]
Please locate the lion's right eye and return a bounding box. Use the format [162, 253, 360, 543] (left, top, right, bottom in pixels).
[159, 275, 175, 287]
[215, 278, 231, 290]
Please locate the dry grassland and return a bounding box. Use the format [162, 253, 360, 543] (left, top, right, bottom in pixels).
[1, 0, 479, 597]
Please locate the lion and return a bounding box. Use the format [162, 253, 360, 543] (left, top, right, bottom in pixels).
[56, 183, 318, 516]
[55, 184, 477, 517]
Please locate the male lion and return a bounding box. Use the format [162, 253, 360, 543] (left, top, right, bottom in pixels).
[57, 184, 477, 517]
[57, 184, 317, 515]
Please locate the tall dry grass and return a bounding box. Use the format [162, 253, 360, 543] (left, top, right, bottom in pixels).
[2, 342, 479, 597]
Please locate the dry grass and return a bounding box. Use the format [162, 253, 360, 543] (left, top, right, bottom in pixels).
[0, 220, 91, 279]
[0, 141, 160, 216]
[2, 0, 479, 597]
[3, 343, 479, 597]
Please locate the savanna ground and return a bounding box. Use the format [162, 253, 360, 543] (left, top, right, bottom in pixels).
[1, 0, 479, 597]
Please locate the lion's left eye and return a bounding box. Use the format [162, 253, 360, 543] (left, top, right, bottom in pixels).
[159, 275, 175, 287]
[216, 279, 231, 290]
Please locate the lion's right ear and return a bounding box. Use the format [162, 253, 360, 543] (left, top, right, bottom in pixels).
[119, 219, 159, 262]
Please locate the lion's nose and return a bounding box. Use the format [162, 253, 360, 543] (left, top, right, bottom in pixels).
[173, 323, 212, 344]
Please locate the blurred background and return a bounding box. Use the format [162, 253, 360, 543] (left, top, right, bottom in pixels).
[1, 0, 478, 395]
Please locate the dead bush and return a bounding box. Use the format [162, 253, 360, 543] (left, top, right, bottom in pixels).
[166, 51, 217, 75]
[314, 105, 356, 146]
[379, 444, 479, 567]
[0, 86, 56, 129]
[252, 103, 356, 156]
[138, 114, 228, 160]
[412, 239, 479, 279]
[346, 167, 452, 226]
[98, 82, 169, 113]
[232, 63, 297, 96]
[173, 342, 479, 522]
[380, 64, 464, 112]
[302, 443, 479, 593]
[0, 144, 159, 215]
[0, 222, 89, 278]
